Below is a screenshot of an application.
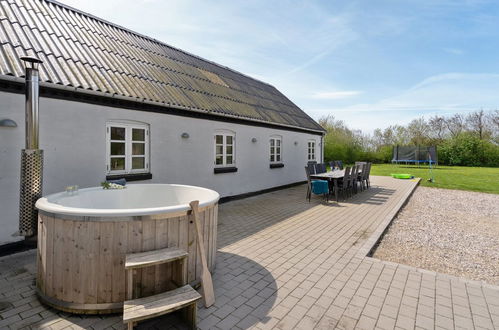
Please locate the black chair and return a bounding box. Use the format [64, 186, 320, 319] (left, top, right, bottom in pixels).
[306, 163, 316, 175]
[357, 163, 366, 191]
[305, 166, 329, 202]
[336, 166, 352, 200]
[365, 163, 372, 188]
[316, 163, 327, 174]
[350, 165, 359, 194]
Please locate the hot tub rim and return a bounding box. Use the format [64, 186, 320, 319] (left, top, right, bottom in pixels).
[35, 183, 220, 217]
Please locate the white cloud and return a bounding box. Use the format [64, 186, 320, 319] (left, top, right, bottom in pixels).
[311, 91, 362, 99]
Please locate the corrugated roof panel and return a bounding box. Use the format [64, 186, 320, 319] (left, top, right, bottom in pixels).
[0, 0, 323, 132]
[0, 46, 15, 76]
[37, 53, 60, 83]
[2, 1, 18, 24]
[53, 56, 77, 86]
[2, 44, 24, 76]
[10, 3, 29, 27]
[0, 3, 7, 21]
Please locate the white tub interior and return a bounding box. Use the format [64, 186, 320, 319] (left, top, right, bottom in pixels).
[36, 184, 220, 217]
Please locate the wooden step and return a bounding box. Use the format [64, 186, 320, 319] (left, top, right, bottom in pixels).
[123, 285, 201, 324]
[125, 247, 188, 270]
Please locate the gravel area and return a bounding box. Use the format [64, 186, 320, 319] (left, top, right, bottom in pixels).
[373, 186, 499, 285]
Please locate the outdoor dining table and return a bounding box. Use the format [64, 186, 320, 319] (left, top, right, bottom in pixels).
[310, 169, 345, 202]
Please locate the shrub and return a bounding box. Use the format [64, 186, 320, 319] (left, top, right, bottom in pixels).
[439, 133, 499, 166]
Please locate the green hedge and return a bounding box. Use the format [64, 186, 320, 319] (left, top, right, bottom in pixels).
[438, 133, 499, 167]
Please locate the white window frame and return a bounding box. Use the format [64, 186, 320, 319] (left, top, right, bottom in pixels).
[269, 136, 283, 164]
[307, 140, 316, 161]
[106, 121, 150, 175]
[214, 130, 236, 167]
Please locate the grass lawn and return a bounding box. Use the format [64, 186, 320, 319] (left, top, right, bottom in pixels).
[370, 164, 499, 194]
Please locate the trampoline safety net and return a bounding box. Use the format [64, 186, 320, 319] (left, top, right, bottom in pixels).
[392, 145, 437, 164]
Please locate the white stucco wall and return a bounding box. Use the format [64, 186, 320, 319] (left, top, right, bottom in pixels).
[0, 91, 323, 245]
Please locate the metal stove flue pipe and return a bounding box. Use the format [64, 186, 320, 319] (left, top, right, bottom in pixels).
[18, 56, 44, 237]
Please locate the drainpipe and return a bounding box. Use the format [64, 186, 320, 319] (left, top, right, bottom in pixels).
[18, 56, 43, 237]
[320, 134, 324, 162]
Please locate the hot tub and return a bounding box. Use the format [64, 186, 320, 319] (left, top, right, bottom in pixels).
[35, 184, 219, 314]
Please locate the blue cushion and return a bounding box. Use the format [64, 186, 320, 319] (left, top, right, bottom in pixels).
[311, 180, 329, 194]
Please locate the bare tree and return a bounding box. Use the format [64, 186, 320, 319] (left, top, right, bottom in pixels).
[407, 117, 429, 145]
[392, 125, 410, 145]
[487, 110, 499, 144]
[372, 128, 384, 150]
[466, 109, 489, 139]
[445, 114, 464, 138]
[428, 115, 446, 140]
[488, 110, 499, 131]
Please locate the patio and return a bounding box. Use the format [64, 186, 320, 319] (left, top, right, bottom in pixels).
[0, 176, 498, 329]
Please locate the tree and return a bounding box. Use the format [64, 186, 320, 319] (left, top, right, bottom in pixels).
[407, 118, 429, 145]
[487, 110, 499, 144]
[489, 110, 499, 129]
[466, 109, 489, 140]
[445, 114, 465, 138]
[428, 115, 447, 141]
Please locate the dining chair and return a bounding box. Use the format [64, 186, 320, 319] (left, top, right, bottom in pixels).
[304, 166, 329, 202]
[350, 165, 359, 194]
[358, 163, 367, 191]
[337, 166, 352, 200]
[365, 163, 372, 188]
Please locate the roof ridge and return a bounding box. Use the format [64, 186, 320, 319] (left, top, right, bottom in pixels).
[43, 0, 276, 89]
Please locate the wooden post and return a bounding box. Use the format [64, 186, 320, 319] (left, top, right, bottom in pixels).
[126, 269, 133, 300]
[189, 201, 215, 307]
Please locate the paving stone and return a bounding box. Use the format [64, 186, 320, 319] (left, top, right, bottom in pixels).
[356, 315, 377, 330]
[0, 179, 494, 330]
[213, 305, 236, 320]
[377, 314, 396, 330]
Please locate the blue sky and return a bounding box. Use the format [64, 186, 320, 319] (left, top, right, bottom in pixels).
[60, 0, 499, 132]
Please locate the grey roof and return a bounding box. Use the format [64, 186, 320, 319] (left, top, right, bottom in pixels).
[0, 0, 324, 133]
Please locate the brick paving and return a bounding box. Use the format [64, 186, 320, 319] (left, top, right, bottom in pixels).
[0, 176, 498, 329]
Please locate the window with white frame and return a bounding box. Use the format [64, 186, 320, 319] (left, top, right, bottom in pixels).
[106, 122, 149, 174]
[269, 136, 282, 163]
[307, 140, 316, 161]
[214, 131, 235, 167]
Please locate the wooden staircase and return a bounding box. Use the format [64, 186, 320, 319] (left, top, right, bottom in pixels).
[123, 247, 201, 329]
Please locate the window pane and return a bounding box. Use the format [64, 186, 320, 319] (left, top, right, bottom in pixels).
[216, 135, 223, 144]
[270, 155, 274, 162]
[270, 146, 275, 154]
[226, 135, 233, 144]
[277, 155, 281, 161]
[276, 147, 281, 154]
[111, 127, 125, 140]
[132, 128, 145, 141]
[277, 140, 281, 146]
[132, 143, 145, 155]
[216, 145, 223, 155]
[111, 142, 125, 155]
[226, 145, 233, 155]
[132, 157, 145, 169]
[226, 156, 233, 164]
[270, 139, 275, 147]
[110, 157, 125, 170]
[216, 155, 223, 165]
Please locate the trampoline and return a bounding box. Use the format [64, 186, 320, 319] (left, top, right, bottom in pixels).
[392, 145, 437, 165]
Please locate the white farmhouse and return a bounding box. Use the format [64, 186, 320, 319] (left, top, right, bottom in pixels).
[0, 0, 324, 246]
